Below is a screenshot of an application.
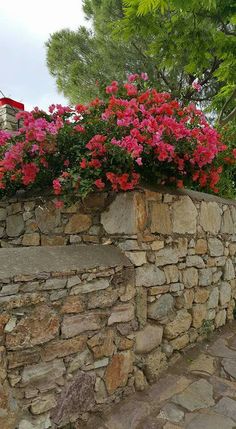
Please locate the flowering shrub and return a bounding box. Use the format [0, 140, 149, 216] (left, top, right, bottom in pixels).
[0, 74, 233, 206]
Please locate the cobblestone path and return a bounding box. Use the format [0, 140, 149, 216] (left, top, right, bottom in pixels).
[83, 322, 236, 429]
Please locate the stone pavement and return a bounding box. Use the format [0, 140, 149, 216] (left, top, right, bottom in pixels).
[83, 321, 236, 429]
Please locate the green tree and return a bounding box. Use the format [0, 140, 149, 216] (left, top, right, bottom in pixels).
[46, 0, 159, 104]
[121, 0, 236, 123]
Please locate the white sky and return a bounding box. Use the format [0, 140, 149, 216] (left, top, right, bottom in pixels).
[0, 0, 87, 111]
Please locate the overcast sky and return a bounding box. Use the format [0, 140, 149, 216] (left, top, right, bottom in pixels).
[0, 0, 87, 111]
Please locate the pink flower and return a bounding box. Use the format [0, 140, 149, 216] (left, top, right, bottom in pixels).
[128, 74, 139, 82]
[192, 79, 202, 92]
[22, 163, 39, 185]
[94, 178, 105, 189]
[106, 81, 119, 94]
[53, 178, 62, 195]
[141, 72, 148, 81]
[136, 157, 143, 166]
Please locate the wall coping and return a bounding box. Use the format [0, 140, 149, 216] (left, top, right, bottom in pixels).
[1, 184, 236, 207]
[0, 245, 131, 278]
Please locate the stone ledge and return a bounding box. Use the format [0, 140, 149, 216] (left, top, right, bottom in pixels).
[141, 183, 236, 206]
[0, 245, 131, 278]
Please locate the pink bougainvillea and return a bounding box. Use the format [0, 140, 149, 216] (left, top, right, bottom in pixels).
[0, 74, 232, 204]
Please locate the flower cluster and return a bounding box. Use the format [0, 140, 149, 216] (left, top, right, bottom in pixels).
[0, 74, 232, 205]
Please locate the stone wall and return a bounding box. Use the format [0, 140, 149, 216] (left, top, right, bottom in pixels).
[0, 187, 236, 428]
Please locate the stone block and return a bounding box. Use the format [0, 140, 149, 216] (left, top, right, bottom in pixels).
[62, 313, 104, 338]
[104, 351, 133, 394]
[65, 213, 92, 234]
[150, 203, 172, 234]
[6, 305, 59, 350]
[182, 268, 198, 288]
[200, 202, 221, 234]
[219, 282, 231, 306]
[135, 324, 163, 354]
[164, 309, 192, 339]
[208, 238, 224, 257]
[173, 196, 197, 234]
[156, 248, 179, 266]
[21, 359, 66, 388]
[108, 303, 134, 325]
[6, 214, 24, 237]
[136, 264, 166, 287]
[35, 201, 61, 233]
[148, 294, 174, 322]
[192, 304, 207, 328]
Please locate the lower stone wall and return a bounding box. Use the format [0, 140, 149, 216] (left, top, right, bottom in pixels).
[0, 243, 235, 429]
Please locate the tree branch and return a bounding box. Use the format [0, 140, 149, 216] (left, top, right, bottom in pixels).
[218, 88, 236, 124]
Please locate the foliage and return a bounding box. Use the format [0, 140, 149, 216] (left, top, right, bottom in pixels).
[215, 121, 236, 198]
[0, 76, 234, 206]
[120, 0, 236, 121]
[46, 0, 159, 104]
[46, 0, 236, 116]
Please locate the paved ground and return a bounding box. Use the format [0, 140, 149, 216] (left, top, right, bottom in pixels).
[83, 321, 236, 429]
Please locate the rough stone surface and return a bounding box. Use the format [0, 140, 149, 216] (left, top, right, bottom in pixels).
[104, 351, 133, 394]
[164, 310, 192, 339]
[173, 196, 197, 234]
[6, 214, 24, 237]
[51, 371, 95, 426]
[6, 305, 59, 350]
[62, 313, 104, 338]
[150, 203, 172, 234]
[35, 202, 61, 234]
[148, 294, 174, 322]
[101, 193, 137, 234]
[186, 414, 235, 429]
[208, 238, 224, 256]
[136, 264, 166, 287]
[172, 379, 215, 411]
[108, 303, 134, 325]
[200, 201, 222, 233]
[65, 213, 92, 234]
[135, 325, 163, 354]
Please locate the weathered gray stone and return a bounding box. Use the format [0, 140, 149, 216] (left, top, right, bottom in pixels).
[87, 289, 118, 309]
[219, 282, 231, 306]
[148, 294, 174, 322]
[172, 379, 214, 411]
[186, 413, 235, 429]
[51, 371, 95, 426]
[156, 248, 179, 266]
[164, 265, 179, 284]
[0, 208, 7, 221]
[208, 287, 219, 308]
[208, 238, 224, 257]
[62, 313, 104, 338]
[199, 268, 213, 286]
[200, 202, 222, 234]
[186, 256, 205, 268]
[6, 214, 24, 237]
[125, 251, 147, 266]
[150, 203, 172, 234]
[21, 359, 66, 388]
[135, 325, 163, 354]
[30, 394, 57, 415]
[215, 309, 226, 327]
[164, 309, 192, 339]
[101, 193, 137, 234]
[19, 415, 51, 429]
[214, 397, 236, 421]
[42, 278, 67, 290]
[136, 264, 166, 287]
[35, 202, 61, 233]
[222, 209, 234, 234]
[158, 403, 184, 423]
[222, 358, 236, 379]
[182, 268, 198, 288]
[74, 279, 110, 294]
[173, 196, 197, 234]
[224, 259, 235, 280]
